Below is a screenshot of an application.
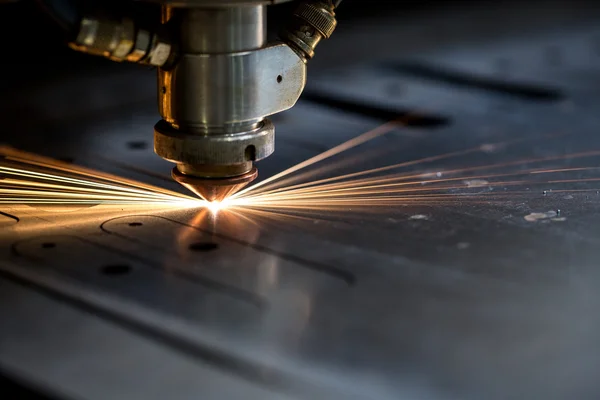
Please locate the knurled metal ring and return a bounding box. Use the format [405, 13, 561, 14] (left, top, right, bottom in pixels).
[293, 2, 337, 38]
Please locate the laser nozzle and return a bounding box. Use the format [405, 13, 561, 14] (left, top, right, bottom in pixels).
[172, 166, 258, 202]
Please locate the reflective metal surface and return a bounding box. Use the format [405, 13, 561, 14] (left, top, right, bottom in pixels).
[154, 118, 275, 165]
[3, 2, 600, 399]
[178, 6, 266, 53]
[155, 3, 307, 189]
[158, 43, 306, 131]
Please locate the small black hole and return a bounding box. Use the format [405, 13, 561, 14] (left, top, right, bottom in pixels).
[101, 264, 132, 276]
[41, 242, 56, 249]
[127, 141, 148, 150]
[189, 242, 219, 252]
[277, 75, 283, 83]
[245, 145, 256, 161]
[161, 86, 167, 94]
[128, 222, 143, 227]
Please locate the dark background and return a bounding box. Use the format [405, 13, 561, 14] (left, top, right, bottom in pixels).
[0, 0, 429, 99]
[0, 0, 598, 87]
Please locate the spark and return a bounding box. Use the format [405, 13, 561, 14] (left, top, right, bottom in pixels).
[0, 147, 204, 208]
[232, 119, 402, 199]
[3, 118, 599, 219]
[206, 200, 228, 213]
[223, 123, 600, 215]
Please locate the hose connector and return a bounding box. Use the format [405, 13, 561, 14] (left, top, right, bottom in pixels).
[279, 1, 338, 61]
[68, 15, 174, 67]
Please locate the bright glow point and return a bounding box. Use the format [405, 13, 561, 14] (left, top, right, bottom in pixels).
[207, 200, 225, 213]
[0, 147, 199, 206]
[2, 128, 596, 212]
[174, 199, 206, 208]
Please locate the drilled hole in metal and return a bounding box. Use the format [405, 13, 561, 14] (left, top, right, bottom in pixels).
[277, 75, 283, 83]
[245, 145, 256, 161]
[127, 141, 148, 150]
[101, 264, 132, 276]
[189, 242, 219, 252]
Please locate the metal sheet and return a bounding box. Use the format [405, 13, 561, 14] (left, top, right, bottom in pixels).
[3, 3, 600, 399]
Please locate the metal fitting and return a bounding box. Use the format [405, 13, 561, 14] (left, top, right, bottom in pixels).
[69, 15, 173, 67]
[280, 1, 337, 60]
[158, 42, 306, 131]
[145, 30, 173, 67]
[295, 2, 337, 39]
[154, 118, 275, 166]
[124, 28, 152, 63]
[154, 5, 306, 180]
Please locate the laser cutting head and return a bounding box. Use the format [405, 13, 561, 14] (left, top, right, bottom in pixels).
[152, 0, 341, 200]
[64, 0, 340, 201]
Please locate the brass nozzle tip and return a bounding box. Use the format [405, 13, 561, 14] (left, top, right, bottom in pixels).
[172, 166, 258, 202]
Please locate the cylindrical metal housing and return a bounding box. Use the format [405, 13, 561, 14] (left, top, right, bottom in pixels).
[154, 118, 275, 166]
[159, 6, 267, 133]
[179, 6, 266, 53]
[152, 0, 307, 190]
